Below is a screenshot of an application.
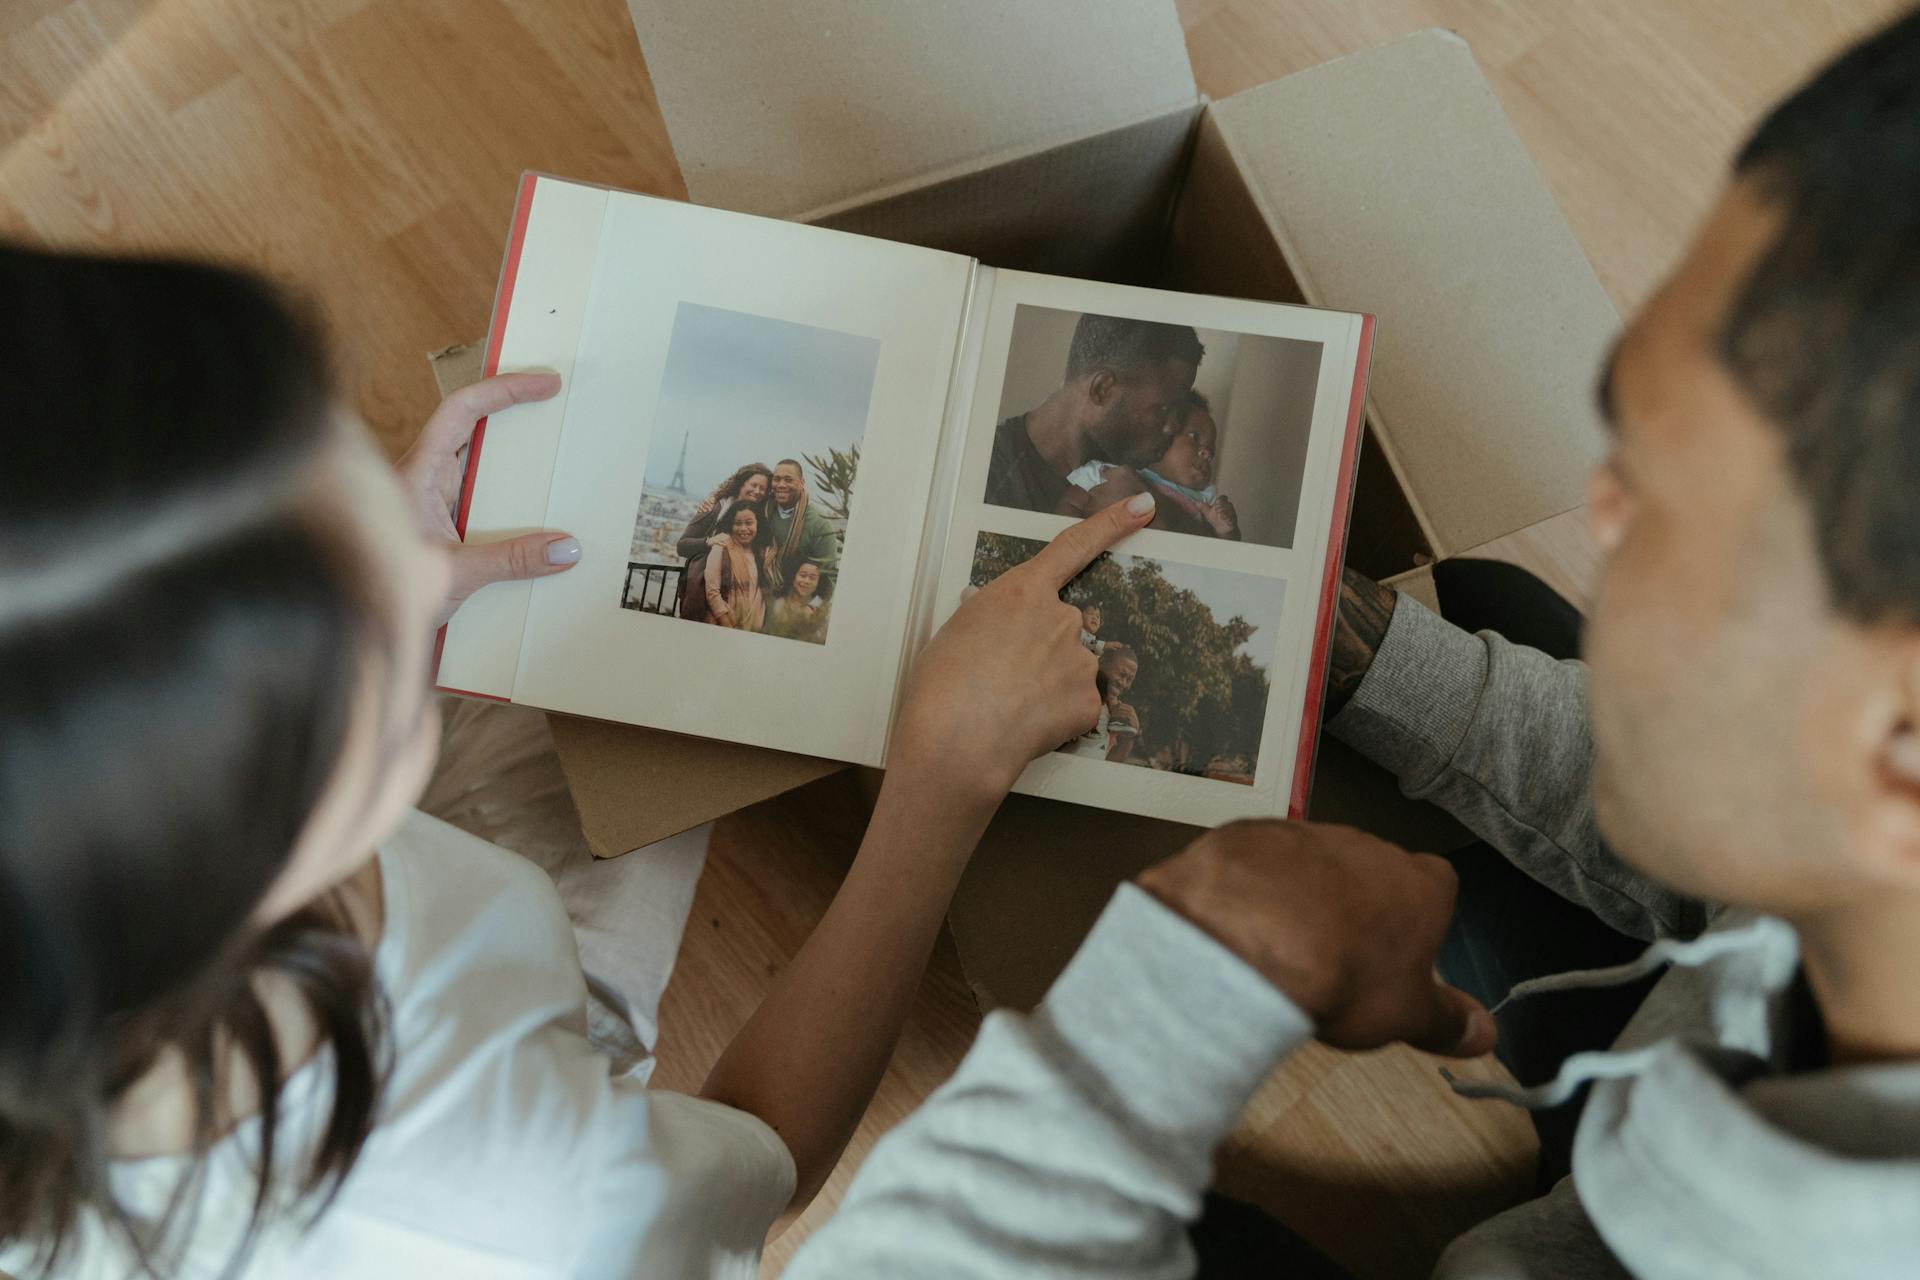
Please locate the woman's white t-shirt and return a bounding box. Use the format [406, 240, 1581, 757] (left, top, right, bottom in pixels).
[1, 811, 794, 1279]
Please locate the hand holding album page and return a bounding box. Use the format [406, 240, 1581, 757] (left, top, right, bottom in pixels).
[441, 174, 1374, 828]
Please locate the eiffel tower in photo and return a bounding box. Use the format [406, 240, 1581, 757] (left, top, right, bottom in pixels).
[666, 429, 690, 494]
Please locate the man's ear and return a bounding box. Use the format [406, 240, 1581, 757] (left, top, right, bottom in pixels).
[1858, 645, 1920, 889]
[1085, 370, 1116, 407]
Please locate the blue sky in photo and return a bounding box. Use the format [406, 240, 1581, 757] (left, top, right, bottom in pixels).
[643, 302, 880, 498]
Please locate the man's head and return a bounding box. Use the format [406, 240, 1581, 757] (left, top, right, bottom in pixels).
[1080, 603, 1103, 635]
[1584, 9, 1920, 918]
[771, 459, 805, 510]
[1099, 643, 1138, 702]
[1065, 314, 1203, 468]
[1156, 390, 1218, 491]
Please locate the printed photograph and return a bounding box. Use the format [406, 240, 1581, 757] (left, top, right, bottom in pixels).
[983, 306, 1325, 549]
[968, 532, 1286, 785]
[622, 302, 880, 645]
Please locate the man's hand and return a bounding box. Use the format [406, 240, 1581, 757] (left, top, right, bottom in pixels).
[1324, 567, 1398, 719]
[894, 492, 1156, 799]
[1053, 485, 1097, 519]
[1085, 467, 1150, 508]
[397, 372, 580, 627]
[1137, 821, 1495, 1058]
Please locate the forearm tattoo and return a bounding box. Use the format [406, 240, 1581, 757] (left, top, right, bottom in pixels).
[1322, 567, 1397, 720]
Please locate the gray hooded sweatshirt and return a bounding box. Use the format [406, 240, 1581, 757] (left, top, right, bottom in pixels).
[783, 594, 1920, 1278]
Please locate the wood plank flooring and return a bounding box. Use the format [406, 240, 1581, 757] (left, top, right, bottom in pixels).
[3, 2, 1903, 1274]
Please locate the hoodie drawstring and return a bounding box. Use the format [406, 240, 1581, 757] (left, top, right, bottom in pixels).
[1442, 915, 1799, 1110]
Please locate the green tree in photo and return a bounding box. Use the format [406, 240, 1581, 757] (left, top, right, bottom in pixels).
[969, 533, 1273, 773]
[804, 444, 861, 534]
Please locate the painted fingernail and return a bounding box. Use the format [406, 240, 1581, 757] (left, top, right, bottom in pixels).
[545, 536, 581, 565]
[1127, 492, 1155, 515]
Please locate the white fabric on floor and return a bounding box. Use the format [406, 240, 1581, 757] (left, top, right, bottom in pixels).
[416, 697, 709, 1082]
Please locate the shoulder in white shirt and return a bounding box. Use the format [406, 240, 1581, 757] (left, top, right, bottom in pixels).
[3, 811, 793, 1280]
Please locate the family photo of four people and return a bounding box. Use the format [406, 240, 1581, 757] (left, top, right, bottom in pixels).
[675, 457, 838, 643]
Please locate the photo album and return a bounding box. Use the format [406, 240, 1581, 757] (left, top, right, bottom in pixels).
[437, 173, 1374, 829]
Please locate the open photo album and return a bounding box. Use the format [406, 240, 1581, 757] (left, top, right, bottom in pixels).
[437, 173, 1375, 828]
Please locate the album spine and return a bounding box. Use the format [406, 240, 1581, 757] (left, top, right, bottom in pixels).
[1286, 313, 1376, 817]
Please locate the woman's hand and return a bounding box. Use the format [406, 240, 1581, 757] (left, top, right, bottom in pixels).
[397, 372, 580, 628]
[703, 494, 1151, 1226]
[893, 492, 1155, 801]
[707, 534, 731, 549]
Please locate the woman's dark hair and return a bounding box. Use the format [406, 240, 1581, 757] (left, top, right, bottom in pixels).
[0, 245, 390, 1274]
[703, 462, 774, 510]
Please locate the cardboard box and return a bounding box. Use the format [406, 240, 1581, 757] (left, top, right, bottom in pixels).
[433, 1, 1615, 1009]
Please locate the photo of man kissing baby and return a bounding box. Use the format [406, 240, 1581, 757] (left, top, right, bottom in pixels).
[983, 306, 1325, 551]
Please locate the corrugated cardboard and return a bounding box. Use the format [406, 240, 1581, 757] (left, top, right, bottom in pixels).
[950, 733, 1473, 1012]
[1205, 32, 1615, 556]
[437, 7, 1618, 1005]
[814, 104, 1200, 283]
[627, 0, 1197, 220]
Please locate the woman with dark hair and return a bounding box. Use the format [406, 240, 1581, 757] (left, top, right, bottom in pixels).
[0, 242, 1154, 1277]
[675, 463, 771, 623]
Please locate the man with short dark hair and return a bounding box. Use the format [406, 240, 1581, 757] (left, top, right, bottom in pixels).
[788, 10, 1920, 1278]
[986, 313, 1204, 516]
[764, 457, 839, 601]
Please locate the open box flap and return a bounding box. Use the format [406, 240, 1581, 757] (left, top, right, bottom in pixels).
[625, 0, 1199, 220]
[1208, 28, 1617, 557]
[952, 742, 1473, 1011]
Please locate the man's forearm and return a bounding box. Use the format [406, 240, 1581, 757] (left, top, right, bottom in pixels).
[783, 884, 1314, 1279]
[1329, 587, 1708, 941]
[699, 762, 999, 1222]
[1323, 566, 1397, 719]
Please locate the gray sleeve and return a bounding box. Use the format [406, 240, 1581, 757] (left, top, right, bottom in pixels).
[781, 884, 1314, 1280]
[1328, 593, 1709, 942]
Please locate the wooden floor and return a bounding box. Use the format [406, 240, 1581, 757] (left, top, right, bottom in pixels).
[4, 2, 1903, 1275]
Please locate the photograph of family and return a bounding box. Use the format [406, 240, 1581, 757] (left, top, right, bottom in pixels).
[984, 306, 1325, 549]
[622, 302, 880, 646]
[968, 532, 1285, 785]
